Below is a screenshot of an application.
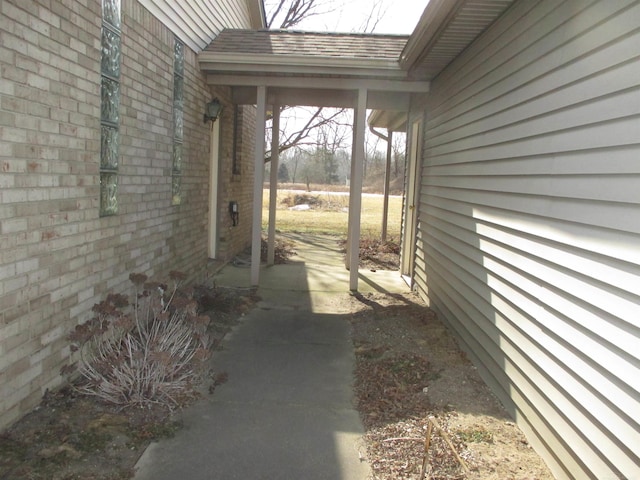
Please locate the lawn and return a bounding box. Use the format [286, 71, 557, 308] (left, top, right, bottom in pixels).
[262, 189, 403, 238]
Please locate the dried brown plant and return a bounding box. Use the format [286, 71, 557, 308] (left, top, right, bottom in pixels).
[63, 272, 212, 409]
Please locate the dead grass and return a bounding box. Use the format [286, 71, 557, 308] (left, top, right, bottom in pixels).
[262, 189, 402, 237]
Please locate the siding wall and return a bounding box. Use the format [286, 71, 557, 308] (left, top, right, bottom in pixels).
[0, 0, 254, 429]
[413, 1, 640, 478]
[138, 0, 253, 52]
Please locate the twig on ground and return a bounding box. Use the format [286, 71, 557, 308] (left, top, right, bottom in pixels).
[420, 418, 434, 480]
[420, 416, 469, 479]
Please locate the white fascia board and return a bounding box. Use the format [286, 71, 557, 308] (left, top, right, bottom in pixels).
[202, 62, 409, 79]
[206, 74, 430, 93]
[199, 52, 405, 77]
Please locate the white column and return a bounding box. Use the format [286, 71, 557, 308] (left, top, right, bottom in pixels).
[345, 117, 358, 270]
[348, 88, 367, 291]
[207, 116, 221, 258]
[251, 86, 267, 286]
[267, 103, 280, 265]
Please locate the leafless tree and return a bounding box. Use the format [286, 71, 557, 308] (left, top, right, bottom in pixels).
[265, 107, 349, 163]
[263, 0, 396, 176]
[265, 0, 336, 29]
[392, 132, 406, 177]
[358, 0, 387, 33]
[263, 1, 348, 163]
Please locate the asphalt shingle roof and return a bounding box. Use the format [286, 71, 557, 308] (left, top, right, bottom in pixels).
[204, 29, 409, 60]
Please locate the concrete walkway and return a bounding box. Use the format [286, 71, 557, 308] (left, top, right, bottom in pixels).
[134, 233, 410, 480]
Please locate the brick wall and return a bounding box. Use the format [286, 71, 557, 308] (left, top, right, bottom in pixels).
[217, 104, 257, 262]
[0, 0, 254, 429]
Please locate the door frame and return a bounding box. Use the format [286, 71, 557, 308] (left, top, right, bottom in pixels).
[400, 117, 422, 283]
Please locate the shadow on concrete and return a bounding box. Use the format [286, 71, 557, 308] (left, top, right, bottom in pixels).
[134, 233, 409, 480]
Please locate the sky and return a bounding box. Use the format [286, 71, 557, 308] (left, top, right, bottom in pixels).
[265, 0, 430, 154]
[271, 0, 430, 35]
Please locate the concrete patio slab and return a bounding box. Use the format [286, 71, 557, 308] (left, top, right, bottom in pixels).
[133, 233, 409, 480]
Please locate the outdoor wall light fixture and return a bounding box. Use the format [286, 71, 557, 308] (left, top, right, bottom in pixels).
[203, 98, 223, 123]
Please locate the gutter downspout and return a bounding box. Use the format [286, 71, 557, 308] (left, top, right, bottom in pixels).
[369, 125, 393, 243]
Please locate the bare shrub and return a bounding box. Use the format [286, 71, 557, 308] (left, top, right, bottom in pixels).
[280, 193, 324, 208]
[65, 272, 212, 409]
[339, 236, 401, 270]
[260, 236, 296, 264]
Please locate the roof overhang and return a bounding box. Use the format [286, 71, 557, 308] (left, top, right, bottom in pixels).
[197, 1, 512, 128]
[138, 0, 267, 52]
[199, 52, 407, 79]
[400, 0, 464, 71]
[400, 0, 515, 75]
[246, 0, 266, 29]
[368, 110, 408, 133]
[199, 30, 429, 111]
[369, 0, 514, 129]
[205, 75, 429, 110]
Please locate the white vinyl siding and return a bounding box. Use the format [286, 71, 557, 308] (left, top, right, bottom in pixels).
[413, 1, 640, 479]
[139, 0, 252, 52]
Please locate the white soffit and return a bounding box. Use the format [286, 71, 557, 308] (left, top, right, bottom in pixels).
[138, 0, 258, 52]
[368, 110, 408, 132]
[402, 0, 514, 76]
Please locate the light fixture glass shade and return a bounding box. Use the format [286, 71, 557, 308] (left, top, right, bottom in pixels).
[204, 99, 223, 122]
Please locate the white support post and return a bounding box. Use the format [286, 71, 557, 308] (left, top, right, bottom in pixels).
[345, 118, 358, 270]
[267, 103, 280, 266]
[251, 86, 267, 286]
[348, 88, 367, 291]
[207, 116, 221, 258]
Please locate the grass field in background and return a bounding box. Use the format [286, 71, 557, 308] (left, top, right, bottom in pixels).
[262, 189, 403, 238]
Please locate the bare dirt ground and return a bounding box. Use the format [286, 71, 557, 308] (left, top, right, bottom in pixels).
[349, 239, 553, 480]
[347, 291, 553, 480]
[0, 241, 553, 480]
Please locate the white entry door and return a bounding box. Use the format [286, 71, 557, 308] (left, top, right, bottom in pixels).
[400, 118, 422, 281]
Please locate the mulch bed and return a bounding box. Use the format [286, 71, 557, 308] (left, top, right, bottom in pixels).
[0, 285, 259, 480]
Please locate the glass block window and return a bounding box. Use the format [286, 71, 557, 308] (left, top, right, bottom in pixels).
[172, 143, 182, 173]
[100, 172, 118, 216]
[172, 38, 184, 205]
[100, 125, 119, 169]
[101, 77, 120, 124]
[171, 176, 182, 206]
[100, 0, 121, 216]
[102, 0, 121, 29]
[174, 41, 184, 78]
[101, 27, 121, 78]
